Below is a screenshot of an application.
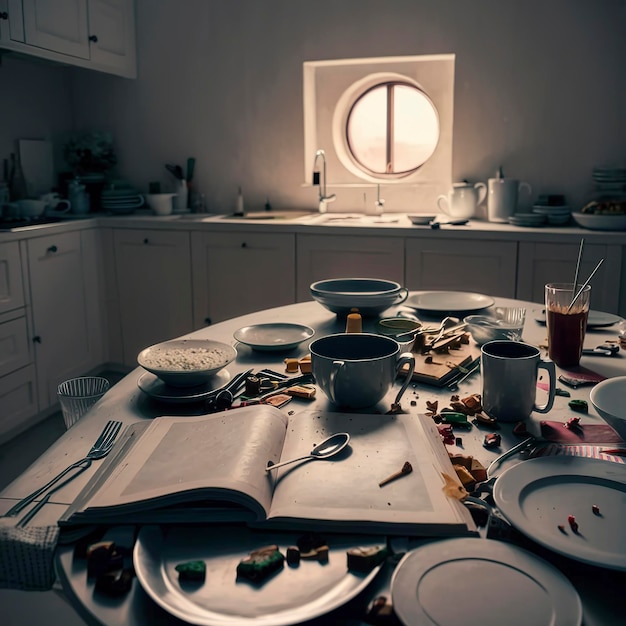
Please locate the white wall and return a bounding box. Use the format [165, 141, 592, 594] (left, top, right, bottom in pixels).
[3, 0, 625, 213]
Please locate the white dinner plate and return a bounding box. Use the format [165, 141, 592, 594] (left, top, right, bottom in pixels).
[493, 456, 626, 570]
[134, 525, 384, 626]
[391, 538, 581, 626]
[405, 291, 494, 314]
[233, 323, 315, 351]
[533, 307, 621, 328]
[137, 369, 231, 404]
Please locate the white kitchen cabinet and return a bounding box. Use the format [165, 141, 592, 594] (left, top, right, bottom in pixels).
[113, 229, 193, 366]
[296, 234, 404, 301]
[27, 229, 105, 410]
[0, 240, 25, 313]
[0, 0, 136, 78]
[405, 238, 518, 298]
[191, 231, 296, 326]
[517, 241, 622, 314]
[0, 364, 38, 444]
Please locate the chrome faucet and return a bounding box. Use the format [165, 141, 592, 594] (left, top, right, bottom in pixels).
[312, 149, 336, 213]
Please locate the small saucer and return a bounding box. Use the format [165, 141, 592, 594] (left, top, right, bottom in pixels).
[137, 369, 231, 403]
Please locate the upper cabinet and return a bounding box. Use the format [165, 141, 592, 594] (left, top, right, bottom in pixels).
[0, 0, 136, 78]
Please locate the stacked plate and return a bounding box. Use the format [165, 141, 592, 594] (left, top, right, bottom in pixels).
[101, 186, 145, 214]
[310, 278, 408, 317]
[508, 213, 547, 227]
[531, 204, 572, 225]
[592, 166, 626, 199]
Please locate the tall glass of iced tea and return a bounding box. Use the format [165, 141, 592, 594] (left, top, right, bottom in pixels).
[545, 282, 591, 368]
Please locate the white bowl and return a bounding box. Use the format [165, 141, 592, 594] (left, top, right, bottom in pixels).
[571, 212, 626, 231]
[408, 214, 437, 225]
[590, 376, 626, 441]
[137, 339, 236, 387]
[310, 278, 408, 317]
[145, 193, 177, 216]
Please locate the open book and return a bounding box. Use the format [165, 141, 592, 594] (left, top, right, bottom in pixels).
[60, 405, 477, 537]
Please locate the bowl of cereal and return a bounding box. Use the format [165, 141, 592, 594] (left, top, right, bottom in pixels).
[137, 339, 237, 387]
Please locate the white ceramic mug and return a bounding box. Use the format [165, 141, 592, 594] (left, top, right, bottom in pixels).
[310, 333, 415, 409]
[487, 179, 532, 222]
[17, 199, 48, 217]
[40, 192, 71, 215]
[437, 182, 487, 219]
[481, 340, 556, 422]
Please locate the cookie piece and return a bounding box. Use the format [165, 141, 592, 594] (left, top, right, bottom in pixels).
[347, 545, 388, 572]
[236, 545, 285, 582]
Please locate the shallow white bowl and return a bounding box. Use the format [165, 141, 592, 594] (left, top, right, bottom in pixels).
[407, 214, 437, 225]
[310, 278, 408, 317]
[137, 339, 236, 387]
[590, 376, 626, 441]
[464, 307, 526, 346]
[572, 212, 626, 231]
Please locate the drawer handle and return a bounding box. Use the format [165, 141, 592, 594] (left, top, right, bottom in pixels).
[47, 245, 58, 254]
[33, 336, 41, 344]
[204, 317, 212, 326]
[88, 34, 98, 43]
[241, 242, 247, 248]
[0, 12, 8, 19]
[143, 238, 149, 244]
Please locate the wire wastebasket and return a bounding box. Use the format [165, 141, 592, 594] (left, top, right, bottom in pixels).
[57, 376, 110, 429]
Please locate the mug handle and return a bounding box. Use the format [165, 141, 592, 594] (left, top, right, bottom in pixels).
[393, 352, 416, 405]
[436, 195, 450, 215]
[394, 287, 409, 305]
[534, 359, 556, 413]
[518, 182, 532, 198]
[474, 182, 487, 206]
[329, 360, 345, 405]
[54, 200, 72, 214]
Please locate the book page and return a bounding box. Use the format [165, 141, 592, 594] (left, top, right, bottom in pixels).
[266, 411, 476, 535]
[77, 405, 288, 520]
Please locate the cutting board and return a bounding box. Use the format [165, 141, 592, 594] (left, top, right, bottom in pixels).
[19, 139, 54, 197]
[401, 341, 482, 387]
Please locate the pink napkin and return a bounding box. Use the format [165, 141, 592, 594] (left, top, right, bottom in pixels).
[540, 420, 623, 444]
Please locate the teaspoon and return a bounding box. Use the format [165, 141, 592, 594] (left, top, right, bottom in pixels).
[265, 432, 350, 471]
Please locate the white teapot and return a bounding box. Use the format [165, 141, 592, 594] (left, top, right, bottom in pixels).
[437, 181, 487, 219]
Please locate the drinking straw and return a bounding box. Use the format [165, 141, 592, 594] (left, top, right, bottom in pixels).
[567, 258, 604, 312]
[572, 238, 584, 298]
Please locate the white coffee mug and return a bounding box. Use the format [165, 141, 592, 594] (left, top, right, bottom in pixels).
[40, 192, 71, 215]
[146, 193, 177, 216]
[310, 333, 415, 409]
[17, 199, 48, 217]
[437, 182, 487, 219]
[481, 340, 556, 422]
[487, 179, 532, 222]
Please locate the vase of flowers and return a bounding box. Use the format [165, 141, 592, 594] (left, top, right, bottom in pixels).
[63, 131, 117, 179]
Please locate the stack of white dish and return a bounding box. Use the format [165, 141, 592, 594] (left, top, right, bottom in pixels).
[592, 166, 626, 195]
[101, 186, 145, 214]
[531, 204, 572, 225]
[508, 213, 547, 227]
[310, 278, 408, 317]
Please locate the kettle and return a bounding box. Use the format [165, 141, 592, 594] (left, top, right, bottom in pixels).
[437, 181, 487, 219]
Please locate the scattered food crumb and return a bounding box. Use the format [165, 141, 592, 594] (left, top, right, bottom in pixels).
[568, 399, 588, 414]
[592, 504, 601, 516]
[567, 514, 579, 533]
[483, 433, 501, 448]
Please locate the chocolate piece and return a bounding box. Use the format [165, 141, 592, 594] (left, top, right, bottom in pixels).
[95, 568, 134, 596]
[297, 533, 326, 553]
[301, 544, 329, 562]
[286, 546, 301, 566]
[237, 545, 284, 582]
[86, 541, 123, 578]
[347, 545, 388, 572]
[568, 399, 588, 413]
[483, 433, 501, 448]
[175, 560, 206, 582]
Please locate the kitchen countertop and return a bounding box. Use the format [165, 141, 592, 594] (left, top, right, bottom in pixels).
[1, 211, 626, 244]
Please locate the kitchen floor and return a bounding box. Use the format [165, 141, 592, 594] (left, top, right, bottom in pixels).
[1, 369, 127, 626]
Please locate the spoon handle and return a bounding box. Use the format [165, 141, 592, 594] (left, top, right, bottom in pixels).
[265, 455, 313, 471]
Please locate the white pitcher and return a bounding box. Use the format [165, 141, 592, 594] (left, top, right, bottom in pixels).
[437, 182, 487, 219]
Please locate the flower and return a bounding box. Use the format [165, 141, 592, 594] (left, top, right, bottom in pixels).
[63, 131, 117, 175]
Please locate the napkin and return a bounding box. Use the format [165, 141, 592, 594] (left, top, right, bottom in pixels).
[0, 518, 59, 591]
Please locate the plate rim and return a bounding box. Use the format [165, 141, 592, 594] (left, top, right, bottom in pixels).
[134, 525, 384, 626]
[390, 537, 582, 626]
[233, 322, 315, 350]
[492, 456, 626, 570]
[405, 290, 495, 313]
[137, 369, 232, 403]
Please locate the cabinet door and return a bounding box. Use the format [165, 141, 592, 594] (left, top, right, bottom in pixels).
[192, 231, 296, 326]
[0, 364, 38, 444]
[114, 229, 193, 366]
[0, 0, 25, 43]
[87, 0, 136, 77]
[296, 234, 404, 301]
[28, 230, 104, 409]
[517, 242, 622, 313]
[405, 238, 518, 297]
[0, 241, 25, 314]
[22, 0, 89, 58]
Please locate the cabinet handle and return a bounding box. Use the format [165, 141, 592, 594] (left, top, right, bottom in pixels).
[33, 336, 41, 344]
[241, 242, 247, 248]
[0, 12, 8, 20]
[204, 317, 212, 326]
[47, 245, 58, 254]
[143, 238, 149, 244]
[88, 34, 98, 43]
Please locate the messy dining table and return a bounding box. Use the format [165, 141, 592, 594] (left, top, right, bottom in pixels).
[1, 293, 626, 626]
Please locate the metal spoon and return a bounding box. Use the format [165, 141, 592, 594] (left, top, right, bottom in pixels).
[265, 432, 350, 471]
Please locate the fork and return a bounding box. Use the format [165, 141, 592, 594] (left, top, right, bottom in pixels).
[4, 419, 123, 518]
